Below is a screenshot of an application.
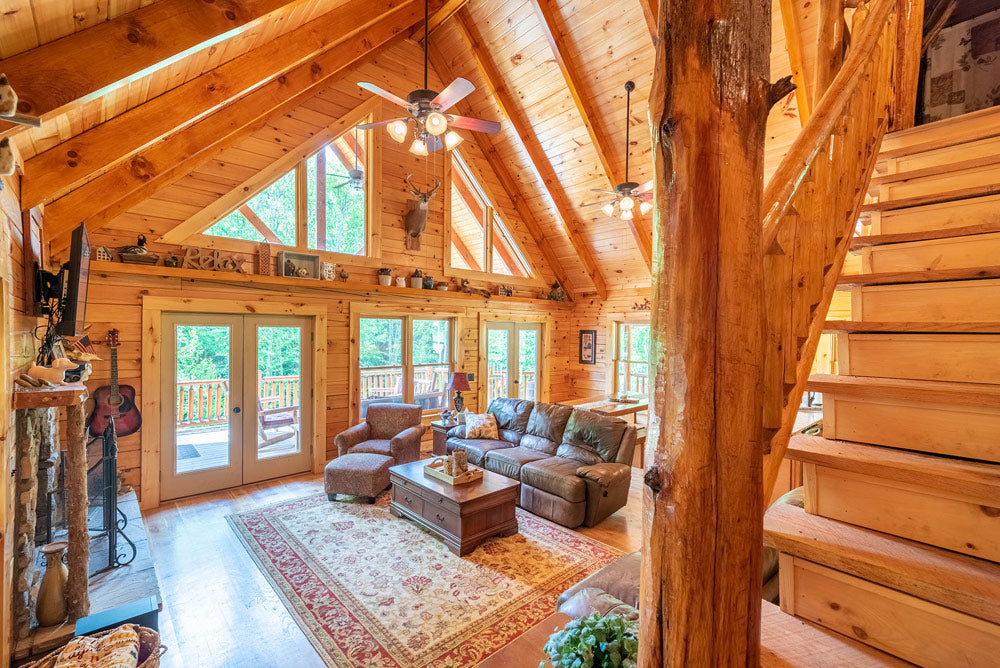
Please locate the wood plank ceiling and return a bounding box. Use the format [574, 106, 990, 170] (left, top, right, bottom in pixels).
[1, 0, 810, 296]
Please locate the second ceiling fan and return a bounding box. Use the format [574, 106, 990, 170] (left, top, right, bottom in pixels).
[357, 0, 501, 156]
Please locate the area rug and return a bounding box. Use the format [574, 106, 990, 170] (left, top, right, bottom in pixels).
[227, 493, 622, 667]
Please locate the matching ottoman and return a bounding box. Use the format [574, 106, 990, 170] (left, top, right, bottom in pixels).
[324, 453, 394, 502]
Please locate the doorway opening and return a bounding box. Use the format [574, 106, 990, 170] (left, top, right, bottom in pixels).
[484, 322, 541, 407]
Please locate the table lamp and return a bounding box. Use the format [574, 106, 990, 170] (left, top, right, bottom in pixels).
[447, 372, 471, 413]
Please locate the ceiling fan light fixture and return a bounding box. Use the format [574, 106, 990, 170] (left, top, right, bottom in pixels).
[639, 201, 653, 215]
[620, 195, 635, 211]
[602, 203, 616, 217]
[387, 120, 409, 143]
[621, 209, 634, 220]
[409, 138, 429, 156]
[425, 112, 448, 136]
[444, 130, 464, 150]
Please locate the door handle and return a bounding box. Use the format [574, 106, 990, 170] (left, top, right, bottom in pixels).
[233, 406, 241, 414]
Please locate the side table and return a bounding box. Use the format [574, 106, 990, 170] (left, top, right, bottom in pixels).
[430, 419, 456, 455]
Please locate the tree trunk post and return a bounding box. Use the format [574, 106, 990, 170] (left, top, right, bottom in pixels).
[641, 0, 770, 665]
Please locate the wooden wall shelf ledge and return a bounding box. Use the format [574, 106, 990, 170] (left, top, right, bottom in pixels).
[13, 383, 89, 410]
[90, 261, 567, 307]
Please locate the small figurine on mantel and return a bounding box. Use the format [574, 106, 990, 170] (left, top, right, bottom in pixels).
[338, 268, 350, 282]
[117, 234, 159, 265]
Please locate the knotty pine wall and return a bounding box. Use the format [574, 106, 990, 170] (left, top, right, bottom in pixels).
[58, 39, 581, 505]
[2, 173, 46, 668]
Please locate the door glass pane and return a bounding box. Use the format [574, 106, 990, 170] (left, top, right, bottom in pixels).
[487, 328, 509, 406]
[412, 319, 450, 411]
[257, 326, 302, 460]
[359, 318, 404, 417]
[518, 328, 538, 401]
[174, 325, 232, 474]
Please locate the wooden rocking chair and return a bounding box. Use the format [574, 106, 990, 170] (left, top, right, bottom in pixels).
[257, 377, 300, 449]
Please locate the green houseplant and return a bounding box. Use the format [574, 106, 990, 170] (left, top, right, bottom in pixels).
[540, 613, 639, 668]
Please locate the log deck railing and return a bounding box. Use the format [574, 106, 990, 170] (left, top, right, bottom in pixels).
[760, 0, 899, 499]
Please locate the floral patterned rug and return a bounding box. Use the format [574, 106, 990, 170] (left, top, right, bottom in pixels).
[227, 493, 621, 667]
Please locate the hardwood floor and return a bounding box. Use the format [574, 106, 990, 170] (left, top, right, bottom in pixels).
[142, 467, 645, 667]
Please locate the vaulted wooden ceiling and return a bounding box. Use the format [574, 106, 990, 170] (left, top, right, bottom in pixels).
[1, 0, 821, 297]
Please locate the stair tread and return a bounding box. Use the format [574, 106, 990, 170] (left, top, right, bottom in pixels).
[877, 105, 1000, 159]
[764, 502, 1000, 625]
[787, 433, 1000, 506]
[870, 153, 1000, 187]
[824, 320, 1000, 333]
[760, 600, 910, 667]
[806, 373, 1000, 409]
[850, 223, 1000, 249]
[860, 184, 1000, 213]
[838, 265, 1000, 286]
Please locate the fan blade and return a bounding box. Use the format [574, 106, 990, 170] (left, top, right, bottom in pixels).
[426, 134, 444, 152]
[634, 179, 654, 193]
[590, 188, 618, 195]
[432, 78, 475, 111]
[332, 181, 352, 190]
[448, 115, 501, 134]
[584, 199, 615, 207]
[2, 112, 41, 128]
[357, 82, 414, 110]
[356, 117, 407, 130]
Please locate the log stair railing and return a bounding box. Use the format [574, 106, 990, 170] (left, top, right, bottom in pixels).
[760, 0, 899, 498]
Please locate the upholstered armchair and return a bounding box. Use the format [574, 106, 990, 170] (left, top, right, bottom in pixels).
[334, 403, 426, 465]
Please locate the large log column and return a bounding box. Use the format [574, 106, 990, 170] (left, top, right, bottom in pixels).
[640, 0, 770, 665]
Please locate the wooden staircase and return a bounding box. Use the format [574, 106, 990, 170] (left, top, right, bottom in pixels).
[764, 107, 1000, 666]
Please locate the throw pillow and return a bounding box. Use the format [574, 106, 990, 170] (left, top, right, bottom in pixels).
[465, 413, 499, 440]
[55, 624, 140, 668]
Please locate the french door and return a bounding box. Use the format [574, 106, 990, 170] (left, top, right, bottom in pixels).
[485, 322, 541, 407]
[159, 313, 313, 501]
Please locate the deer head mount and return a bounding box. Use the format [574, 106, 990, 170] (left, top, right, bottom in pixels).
[403, 174, 441, 251]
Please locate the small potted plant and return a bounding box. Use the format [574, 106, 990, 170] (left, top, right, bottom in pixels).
[410, 268, 424, 289]
[540, 614, 638, 668]
[377, 267, 392, 286]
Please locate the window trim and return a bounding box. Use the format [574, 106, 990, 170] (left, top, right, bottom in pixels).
[349, 304, 462, 424]
[163, 97, 383, 265]
[611, 320, 651, 397]
[444, 151, 545, 288]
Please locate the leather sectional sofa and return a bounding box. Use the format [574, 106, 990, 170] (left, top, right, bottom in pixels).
[445, 398, 637, 528]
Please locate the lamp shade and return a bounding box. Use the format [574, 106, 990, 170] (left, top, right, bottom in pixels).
[447, 372, 471, 392]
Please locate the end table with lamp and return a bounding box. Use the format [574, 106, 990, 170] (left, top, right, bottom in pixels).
[434, 372, 471, 455]
[446, 371, 471, 412]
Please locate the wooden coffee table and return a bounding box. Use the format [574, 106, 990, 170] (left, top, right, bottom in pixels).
[388, 459, 520, 555]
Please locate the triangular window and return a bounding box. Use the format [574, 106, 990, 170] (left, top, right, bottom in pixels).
[449, 151, 533, 278]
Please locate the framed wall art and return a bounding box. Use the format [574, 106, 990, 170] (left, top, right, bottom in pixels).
[579, 329, 597, 365]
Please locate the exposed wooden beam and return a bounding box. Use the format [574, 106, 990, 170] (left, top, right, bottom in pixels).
[638, 0, 659, 43]
[452, 174, 523, 276]
[238, 205, 281, 243]
[427, 42, 579, 299]
[0, 0, 314, 131]
[779, 0, 813, 123]
[641, 0, 768, 664]
[531, 0, 652, 272]
[452, 8, 608, 298]
[21, 0, 401, 210]
[44, 2, 430, 250]
[426, 0, 473, 36]
[450, 227, 483, 271]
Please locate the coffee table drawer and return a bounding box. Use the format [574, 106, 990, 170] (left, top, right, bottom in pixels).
[425, 507, 460, 535]
[393, 486, 424, 515]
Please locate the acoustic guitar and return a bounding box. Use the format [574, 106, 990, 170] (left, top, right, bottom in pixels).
[87, 329, 142, 437]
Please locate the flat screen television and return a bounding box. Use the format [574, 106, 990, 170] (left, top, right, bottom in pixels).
[55, 224, 90, 337]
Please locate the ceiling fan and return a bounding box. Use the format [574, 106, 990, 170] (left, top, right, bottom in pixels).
[328, 127, 364, 191]
[590, 81, 653, 221]
[355, 0, 500, 156]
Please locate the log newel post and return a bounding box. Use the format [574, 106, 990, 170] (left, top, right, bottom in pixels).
[640, 0, 769, 665]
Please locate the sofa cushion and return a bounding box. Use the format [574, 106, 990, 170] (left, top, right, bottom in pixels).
[488, 397, 534, 432]
[526, 402, 573, 443]
[520, 457, 587, 503]
[349, 439, 392, 457]
[556, 443, 603, 465]
[447, 438, 512, 466]
[485, 446, 550, 478]
[562, 410, 628, 463]
[499, 428, 523, 445]
[520, 433, 559, 455]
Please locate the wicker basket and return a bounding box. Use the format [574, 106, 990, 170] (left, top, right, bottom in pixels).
[26, 626, 165, 668]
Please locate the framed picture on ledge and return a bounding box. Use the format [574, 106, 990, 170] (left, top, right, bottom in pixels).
[579, 329, 597, 365]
